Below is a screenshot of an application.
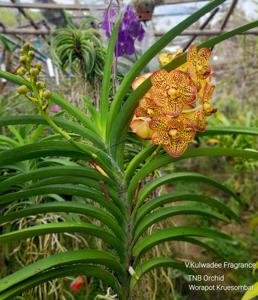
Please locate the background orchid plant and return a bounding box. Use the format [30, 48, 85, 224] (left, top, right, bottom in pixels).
[0, 0, 257, 299]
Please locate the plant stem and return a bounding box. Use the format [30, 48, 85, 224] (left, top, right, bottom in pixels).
[41, 111, 96, 159]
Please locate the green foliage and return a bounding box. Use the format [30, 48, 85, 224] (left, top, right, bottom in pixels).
[50, 17, 106, 85]
[0, 1, 257, 299]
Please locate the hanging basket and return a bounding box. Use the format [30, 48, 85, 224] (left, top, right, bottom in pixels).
[134, 3, 155, 21]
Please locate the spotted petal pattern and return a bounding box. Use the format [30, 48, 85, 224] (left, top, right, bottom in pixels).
[187, 45, 212, 88]
[135, 97, 164, 118]
[130, 44, 217, 157]
[151, 70, 197, 117]
[150, 115, 195, 157]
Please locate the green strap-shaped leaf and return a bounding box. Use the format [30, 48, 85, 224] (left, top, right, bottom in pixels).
[133, 172, 240, 207]
[124, 144, 158, 184]
[125, 126, 258, 183]
[135, 193, 240, 224]
[0, 115, 105, 149]
[30, 176, 124, 212]
[0, 166, 115, 193]
[100, 13, 122, 131]
[133, 205, 229, 242]
[0, 135, 20, 148]
[128, 148, 258, 202]
[0, 249, 125, 292]
[199, 126, 258, 137]
[0, 141, 119, 181]
[0, 70, 99, 135]
[0, 202, 124, 239]
[109, 21, 258, 160]
[82, 96, 98, 120]
[107, 0, 226, 140]
[175, 236, 227, 260]
[0, 222, 124, 258]
[0, 184, 124, 224]
[0, 265, 121, 300]
[241, 282, 258, 300]
[133, 226, 231, 257]
[130, 257, 195, 290]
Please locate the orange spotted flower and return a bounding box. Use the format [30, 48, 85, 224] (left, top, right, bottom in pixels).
[187, 45, 212, 89]
[159, 48, 187, 72]
[130, 45, 217, 157]
[150, 115, 195, 157]
[150, 69, 197, 117]
[130, 72, 155, 139]
[186, 82, 216, 132]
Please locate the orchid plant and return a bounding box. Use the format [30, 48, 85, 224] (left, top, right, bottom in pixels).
[0, 1, 257, 299]
[102, 4, 145, 57]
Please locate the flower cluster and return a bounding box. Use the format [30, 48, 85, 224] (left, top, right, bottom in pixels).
[130, 45, 217, 157]
[102, 4, 144, 57]
[16, 43, 51, 111]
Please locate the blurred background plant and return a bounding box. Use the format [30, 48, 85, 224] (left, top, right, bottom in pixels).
[50, 16, 106, 108]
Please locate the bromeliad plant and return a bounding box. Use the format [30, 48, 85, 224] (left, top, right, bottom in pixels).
[0, 1, 258, 299]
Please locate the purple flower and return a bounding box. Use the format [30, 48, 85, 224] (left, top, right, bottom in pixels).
[102, 4, 145, 57]
[50, 104, 62, 112]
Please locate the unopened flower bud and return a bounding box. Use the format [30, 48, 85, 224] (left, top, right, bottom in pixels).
[34, 63, 42, 71]
[203, 102, 217, 115]
[16, 67, 26, 76]
[17, 85, 29, 94]
[36, 81, 46, 89]
[19, 56, 27, 64]
[30, 68, 40, 76]
[28, 51, 35, 58]
[23, 43, 31, 51]
[42, 90, 51, 99]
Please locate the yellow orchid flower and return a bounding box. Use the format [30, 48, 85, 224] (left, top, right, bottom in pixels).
[159, 49, 187, 71]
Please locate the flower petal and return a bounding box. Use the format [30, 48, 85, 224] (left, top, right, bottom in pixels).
[132, 72, 153, 90]
[200, 82, 215, 105]
[166, 98, 185, 117]
[149, 115, 171, 131]
[187, 45, 198, 83]
[164, 139, 189, 157]
[130, 117, 153, 140]
[150, 87, 168, 107]
[151, 69, 169, 89]
[151, 131, 169, 145]
[187, 45, 212, 83]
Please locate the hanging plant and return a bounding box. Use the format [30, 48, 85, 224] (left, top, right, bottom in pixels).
[50, 17, 106, 86]
[133, 0, 156, 22]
